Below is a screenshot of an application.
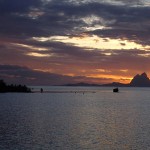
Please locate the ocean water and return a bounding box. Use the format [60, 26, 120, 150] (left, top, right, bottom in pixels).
[0, 87, 150, 150]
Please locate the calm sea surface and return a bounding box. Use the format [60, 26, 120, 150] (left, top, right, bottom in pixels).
[1, 87, 150, 150]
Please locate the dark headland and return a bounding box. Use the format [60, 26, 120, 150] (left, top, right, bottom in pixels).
[63, 73, 150, 87]
[0, 80, 31, 93]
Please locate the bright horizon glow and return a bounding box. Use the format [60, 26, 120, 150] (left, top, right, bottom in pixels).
[33, 68, 133, 84]
[87, 74, 132, 83]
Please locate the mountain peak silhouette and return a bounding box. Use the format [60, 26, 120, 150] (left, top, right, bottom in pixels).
[130, 72, 150, 87]
[141, 72, 147, 77]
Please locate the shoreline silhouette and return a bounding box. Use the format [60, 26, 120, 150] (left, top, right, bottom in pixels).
[0, 80, 31, 93]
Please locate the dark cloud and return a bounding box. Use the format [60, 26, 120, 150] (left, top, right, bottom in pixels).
[113, 0, 143, 5]
[0, 64, 112, 85]
[0, 0, 42, 14]
[0, 64, 74, 85]
[0, 0, 149, 43]
[84, 4, 150, 45]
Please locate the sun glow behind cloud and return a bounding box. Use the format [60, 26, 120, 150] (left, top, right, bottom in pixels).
[33, 35, 147, 50]
[11, 43, 49, 51]
[26, 52, 51, 57]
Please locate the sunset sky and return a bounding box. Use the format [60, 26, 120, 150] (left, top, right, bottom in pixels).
[0, 0, 150, 85]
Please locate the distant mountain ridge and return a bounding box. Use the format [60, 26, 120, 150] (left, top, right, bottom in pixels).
[63, 73, 150, 87]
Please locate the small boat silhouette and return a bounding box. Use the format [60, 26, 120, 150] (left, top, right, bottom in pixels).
[113, 88, 119, 92]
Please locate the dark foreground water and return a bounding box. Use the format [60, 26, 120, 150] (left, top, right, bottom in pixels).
[1, 87, 150, 150]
